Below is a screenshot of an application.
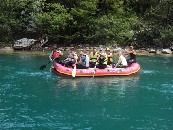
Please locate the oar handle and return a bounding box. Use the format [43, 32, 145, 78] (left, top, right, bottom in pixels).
[46, 61, 51, 65]
[46, 58, 56, 65]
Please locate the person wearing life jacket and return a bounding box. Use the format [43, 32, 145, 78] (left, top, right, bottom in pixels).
[64, 48, 78, 68]
[89, 47, 98, 68]
[114, 49, 127, 68]
[125, 46, 137, 66]
[105, 47, 113, 65]
[96, 48, 108, 69]
[76, 50, 89, 69]
[49, 46, 63, 64]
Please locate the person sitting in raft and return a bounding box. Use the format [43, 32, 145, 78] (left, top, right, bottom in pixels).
[64, 48, 78, 68]
[96, 48, 108, 69]
[114, 49, 128, 68]
[89, 47, 98, 68]
[125, 46, 137, 66]
[49, 46, 63, 64]
[76, 50, 89, 69]
[105, 47, 113, 65]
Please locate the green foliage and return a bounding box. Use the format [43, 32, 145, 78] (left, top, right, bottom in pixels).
[133, 0, 173, 48]
[0, 0, 173, 48]
[87, 14, 138, 45]
[34, 3, 72, 42]
[160, 26, 173, 47]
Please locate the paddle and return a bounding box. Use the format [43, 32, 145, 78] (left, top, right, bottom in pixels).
[93, 65, 96, 77]
[40, 57, 57, 70]
[72, 65, 76, 77]
[39, 61, 51, 70]
[72, 54, 78, 77]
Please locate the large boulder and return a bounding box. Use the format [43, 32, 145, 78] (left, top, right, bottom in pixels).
[162, 49, 172, 54]
[13, 38, 36, 50]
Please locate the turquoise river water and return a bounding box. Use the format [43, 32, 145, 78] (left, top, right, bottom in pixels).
[0, 54, 173, 130]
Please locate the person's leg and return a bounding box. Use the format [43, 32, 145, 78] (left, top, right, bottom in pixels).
[127, 59, 136, 66]
[80, 65, 87, 69]
[107, 61, 112, 65]
[64, 61, 72, 67]
[89, 62, 96, 68]
[76, 64, 80, 69]
[64, 61, 68, 67]
[116, 64, 127, 68]
[111, 62, 116, 68]
[60, 60, 65, 66]
[76, 64, 87, 69]
[100, 64, 104, 69]
[96, 64, 100, 68]
[55, 58, 61, 63]
[53, 58, 59, 67]
[97, 64, 107, 69]
[58, 57, 65, 64]
[103, 64, 107, 69]
[68, 61, 73, 67]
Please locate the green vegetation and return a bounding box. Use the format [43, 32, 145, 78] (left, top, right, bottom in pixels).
[0, 0, 173, 48]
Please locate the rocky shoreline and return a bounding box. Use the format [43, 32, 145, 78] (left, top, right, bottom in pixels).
[0, 46, 172, 56]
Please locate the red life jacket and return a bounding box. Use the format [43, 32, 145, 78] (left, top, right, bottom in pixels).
[52, 51, 61, 59]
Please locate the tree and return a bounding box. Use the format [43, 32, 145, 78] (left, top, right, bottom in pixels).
[133, 0, 173, 48]
[34, 3, 72, 43]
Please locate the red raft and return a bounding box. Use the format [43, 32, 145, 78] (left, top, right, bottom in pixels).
[51, 63, 140, 77]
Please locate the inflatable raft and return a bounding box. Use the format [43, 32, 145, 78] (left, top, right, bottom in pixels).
[51, 63, 140, 77]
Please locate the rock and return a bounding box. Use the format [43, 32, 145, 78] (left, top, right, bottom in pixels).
[149, 48, 156, 53]
[170, 46, 173, 51]
[156, 49, 162, 54]
[162, 49, 172, 54]
[13, 38, 36, 50]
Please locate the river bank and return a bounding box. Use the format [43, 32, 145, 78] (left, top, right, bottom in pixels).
[0, 47, 50, 56]
[0, 47, 172, 57]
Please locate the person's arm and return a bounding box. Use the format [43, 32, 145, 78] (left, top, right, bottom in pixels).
[105, 53, 108, 61]
[78, 56, 82, 63]
[49, 51, 53, 61]
[125, 49, 136, 55]
[97, 53, 100, 60]
[115, 57, 122, 68]
[89, 52, 92, 62]
[125, 49, 131, 54]
[88, 55, 90, 62]
[74, 53, 78, 63]
[59, 50, 63, 56]
[132, 50, 137, 55]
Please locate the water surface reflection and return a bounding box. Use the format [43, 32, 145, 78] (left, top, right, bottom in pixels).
[54, 75, 140, 100]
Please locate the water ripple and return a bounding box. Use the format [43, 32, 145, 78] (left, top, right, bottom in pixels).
[142, 83, 173, 95]
[141, 70, 158, 74]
